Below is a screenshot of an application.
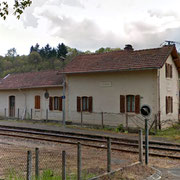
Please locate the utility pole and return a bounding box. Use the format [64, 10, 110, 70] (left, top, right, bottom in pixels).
[61, 56, 66, 127]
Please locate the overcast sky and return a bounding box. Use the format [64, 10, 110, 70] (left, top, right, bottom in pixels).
[1, 0, 180, 56]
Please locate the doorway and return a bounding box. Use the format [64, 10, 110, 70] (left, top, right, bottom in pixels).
[9, 96, 15, 117]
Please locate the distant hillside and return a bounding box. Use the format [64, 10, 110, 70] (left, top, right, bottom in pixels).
[0, 44, 121, 78]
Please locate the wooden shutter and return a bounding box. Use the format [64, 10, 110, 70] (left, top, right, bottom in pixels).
[165, 63, 168, 77]
[88, 96, 93, 112]
[77, 96, 81, 112]
[49, 97, 53, 111]
[166, 96, 168, 114]
[170, 65, 172, 78]
[35, 96, 40, 109]
[135, 95, 140, 114]
[171, 97, 173, 113]
[120, 95, 125, 113]
[59, 97, 62, 111]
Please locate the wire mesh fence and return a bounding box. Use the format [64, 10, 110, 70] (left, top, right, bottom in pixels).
[0, 107, 160, 130]
[0, 139, 138, 180]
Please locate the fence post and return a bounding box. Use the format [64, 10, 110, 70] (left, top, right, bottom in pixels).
[18, 108, 20, 120]
[81, 111, 83, 127]
[25, 109, 27, 120]
[77, 142, 81, 180]
[155, 114, 157, 134]
[107, 137, 111, 172]
[101, 112, 104, 128]
[125, 113, 128, 128]
[46, 109, 48, 121]
[27, 150, 32, 180]
[138, 129, 143, 163]
[62, 150, 66, 180]
[31, 109, 33, 120]
[35, 148, 39, 179]
[158, 111, 161, 130]
[4, 108, 6, 119]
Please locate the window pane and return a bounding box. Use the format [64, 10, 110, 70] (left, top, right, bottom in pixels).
[127, 95, 135, 112]
[127, 96, 131, 112]
[54, 97, 59, 110]
[132, 96, 135, 112]
[82, 97, 88, 111]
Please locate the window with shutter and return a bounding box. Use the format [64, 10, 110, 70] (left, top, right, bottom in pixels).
[120, 95, 125, 113]
[165, 63, 173, 78]
[166, 96, 173, 114]
[35, 96, 40, 109]
[77, 96, 93, 113]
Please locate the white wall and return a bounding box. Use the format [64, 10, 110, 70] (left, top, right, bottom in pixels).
[159, 55, 179, 126]
[0, 87, 63, 121]
[66, 70, 158, 127]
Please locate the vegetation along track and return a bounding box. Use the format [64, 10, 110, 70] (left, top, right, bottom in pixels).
[0, 125, 179, 159]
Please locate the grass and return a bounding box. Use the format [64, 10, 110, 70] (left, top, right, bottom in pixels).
[5, 169, 95, 180]
[154, 123, 180, 143]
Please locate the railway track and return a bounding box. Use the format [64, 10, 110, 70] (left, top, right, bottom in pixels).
[0, 125, 180, 159]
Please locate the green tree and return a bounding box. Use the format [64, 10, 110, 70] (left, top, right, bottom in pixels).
[6, 48, 17, 57]
[57, 43, 68, 58]
[28, 51, 42, 64]
[0, 0, 32, 20]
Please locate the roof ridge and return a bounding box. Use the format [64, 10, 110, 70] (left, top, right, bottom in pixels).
[76, 45, 174, 58]
[6, 69, 61, 78]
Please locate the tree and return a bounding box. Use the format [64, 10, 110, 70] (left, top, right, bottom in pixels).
[95, 47, 121, 53]
[57, 43, 68, 58]
[44, 44, 52, 59]
[0, 0, 32, 20]
[6, 48, 17, 57]
[28, 51, 42, 64]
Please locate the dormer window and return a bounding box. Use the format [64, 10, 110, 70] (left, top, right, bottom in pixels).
[165, 63, 172, 78]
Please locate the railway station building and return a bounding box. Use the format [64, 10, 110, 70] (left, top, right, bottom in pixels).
[0, 70, 64, 121]
[64, 45, 180, 128]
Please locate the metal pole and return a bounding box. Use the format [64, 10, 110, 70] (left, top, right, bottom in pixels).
[35, 148, 39, 179]
[77, 142, 81, 180]
[81, 111, 83, 127]
[62, 150, 66, 180]
[107, 137, 111, 172]
[126, 113, 128, 128]
[46, 109, 48, 121]
[27, 150, 32, 180]
[31, 109, 32, 120]
[101, 112, 104, 128]
[62, 80, 66, 126]
[145, 119, 149, 165]
[18, 108, 20, 120]
[138, 129, 143, 163]
[4, 108, 6, 119]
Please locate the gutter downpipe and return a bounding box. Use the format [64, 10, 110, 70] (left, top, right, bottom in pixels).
[157, 69, 161, 130]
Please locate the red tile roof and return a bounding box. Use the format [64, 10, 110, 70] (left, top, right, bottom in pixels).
[0, 70, 63, 90]
[64, 45, 180, 73]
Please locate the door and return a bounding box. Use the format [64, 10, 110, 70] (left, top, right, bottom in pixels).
[9, 96, 15, 117]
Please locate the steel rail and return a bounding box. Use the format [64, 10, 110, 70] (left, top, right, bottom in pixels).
[0, 127, 180, 153]
[0, 125, 180, 148]
[0, 131, 180, 160]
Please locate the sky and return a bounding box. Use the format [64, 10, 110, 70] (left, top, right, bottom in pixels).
[1, 0, 180, 56]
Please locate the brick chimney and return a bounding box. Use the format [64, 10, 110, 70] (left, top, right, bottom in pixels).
[124, 44, 134, 51]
